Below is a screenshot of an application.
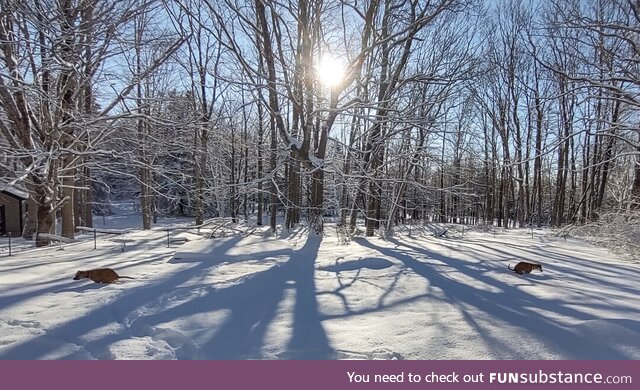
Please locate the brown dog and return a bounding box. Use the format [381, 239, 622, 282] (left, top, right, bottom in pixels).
[73, 268, 134, 284]
[508, 261, 543, 275]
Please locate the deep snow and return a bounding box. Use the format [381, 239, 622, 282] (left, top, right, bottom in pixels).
[1, 206, 639, 360]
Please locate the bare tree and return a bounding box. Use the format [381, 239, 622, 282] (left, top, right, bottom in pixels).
[0, 0, 182, 244]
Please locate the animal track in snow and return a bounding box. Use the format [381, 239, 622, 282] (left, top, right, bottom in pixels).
[6, 319, 42, 329]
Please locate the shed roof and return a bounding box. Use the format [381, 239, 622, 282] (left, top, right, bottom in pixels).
[0, 183, 29, 200]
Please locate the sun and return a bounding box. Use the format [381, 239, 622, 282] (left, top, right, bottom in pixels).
[317, 54, 345, 88]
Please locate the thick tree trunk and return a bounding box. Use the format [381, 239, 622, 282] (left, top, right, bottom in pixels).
[32, 177, 55, 247]
[310, 170, 324, 234]
[23, 196, 38, 239]
[286, 159, 301, 229]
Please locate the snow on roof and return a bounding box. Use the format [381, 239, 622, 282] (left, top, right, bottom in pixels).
[0, 183, 29, 200]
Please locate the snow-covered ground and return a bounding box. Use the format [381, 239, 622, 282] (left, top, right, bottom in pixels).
[1, 206, 639, 360]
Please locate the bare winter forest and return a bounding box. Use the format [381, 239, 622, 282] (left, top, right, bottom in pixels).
[0, 0, 639, 254]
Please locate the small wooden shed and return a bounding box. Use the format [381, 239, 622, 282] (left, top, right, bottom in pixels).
[0, 184, 28, 236]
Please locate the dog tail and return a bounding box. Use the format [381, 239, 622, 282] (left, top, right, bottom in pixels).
[118, 276, 135, 279]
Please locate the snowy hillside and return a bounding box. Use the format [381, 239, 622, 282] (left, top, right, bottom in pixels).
[1, 210, 639, 360]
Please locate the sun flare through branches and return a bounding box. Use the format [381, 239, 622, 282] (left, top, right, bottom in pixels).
[316, 54, 345, 88]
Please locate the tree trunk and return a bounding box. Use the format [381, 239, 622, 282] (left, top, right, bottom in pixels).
[84, 166, 93, 228]
[256, 102, 264, 226]
[23, 196, 38, 239]
[340, 114, 359, 226]
[595, 99, 619, 209]
[309, 169, 324, 234]
[139, 163, 153, 230]
[137, 110, 152, 230]
[32, 176, 55, 247]
[533, 92, 543, 227]
[74, 167, 84, 229]
[61, 160, 76, 239]
[634, 130, 640, 202]
[194, 125, 205, 225]
[269, 116, 278, 232]
[230, 125, 237, 224]
[286, 159, 301, 229]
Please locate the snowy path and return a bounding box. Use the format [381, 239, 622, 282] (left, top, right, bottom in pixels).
[1, 221, 639, 359]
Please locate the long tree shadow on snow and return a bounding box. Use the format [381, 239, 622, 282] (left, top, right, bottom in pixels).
[0, 236, 242, 359]
[430, 236, 640, 298]
[0, 234, 334, 360]
[135, 233, 333, 359]
[353, 238, 640, 359]
[0, 252, 174, 320]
